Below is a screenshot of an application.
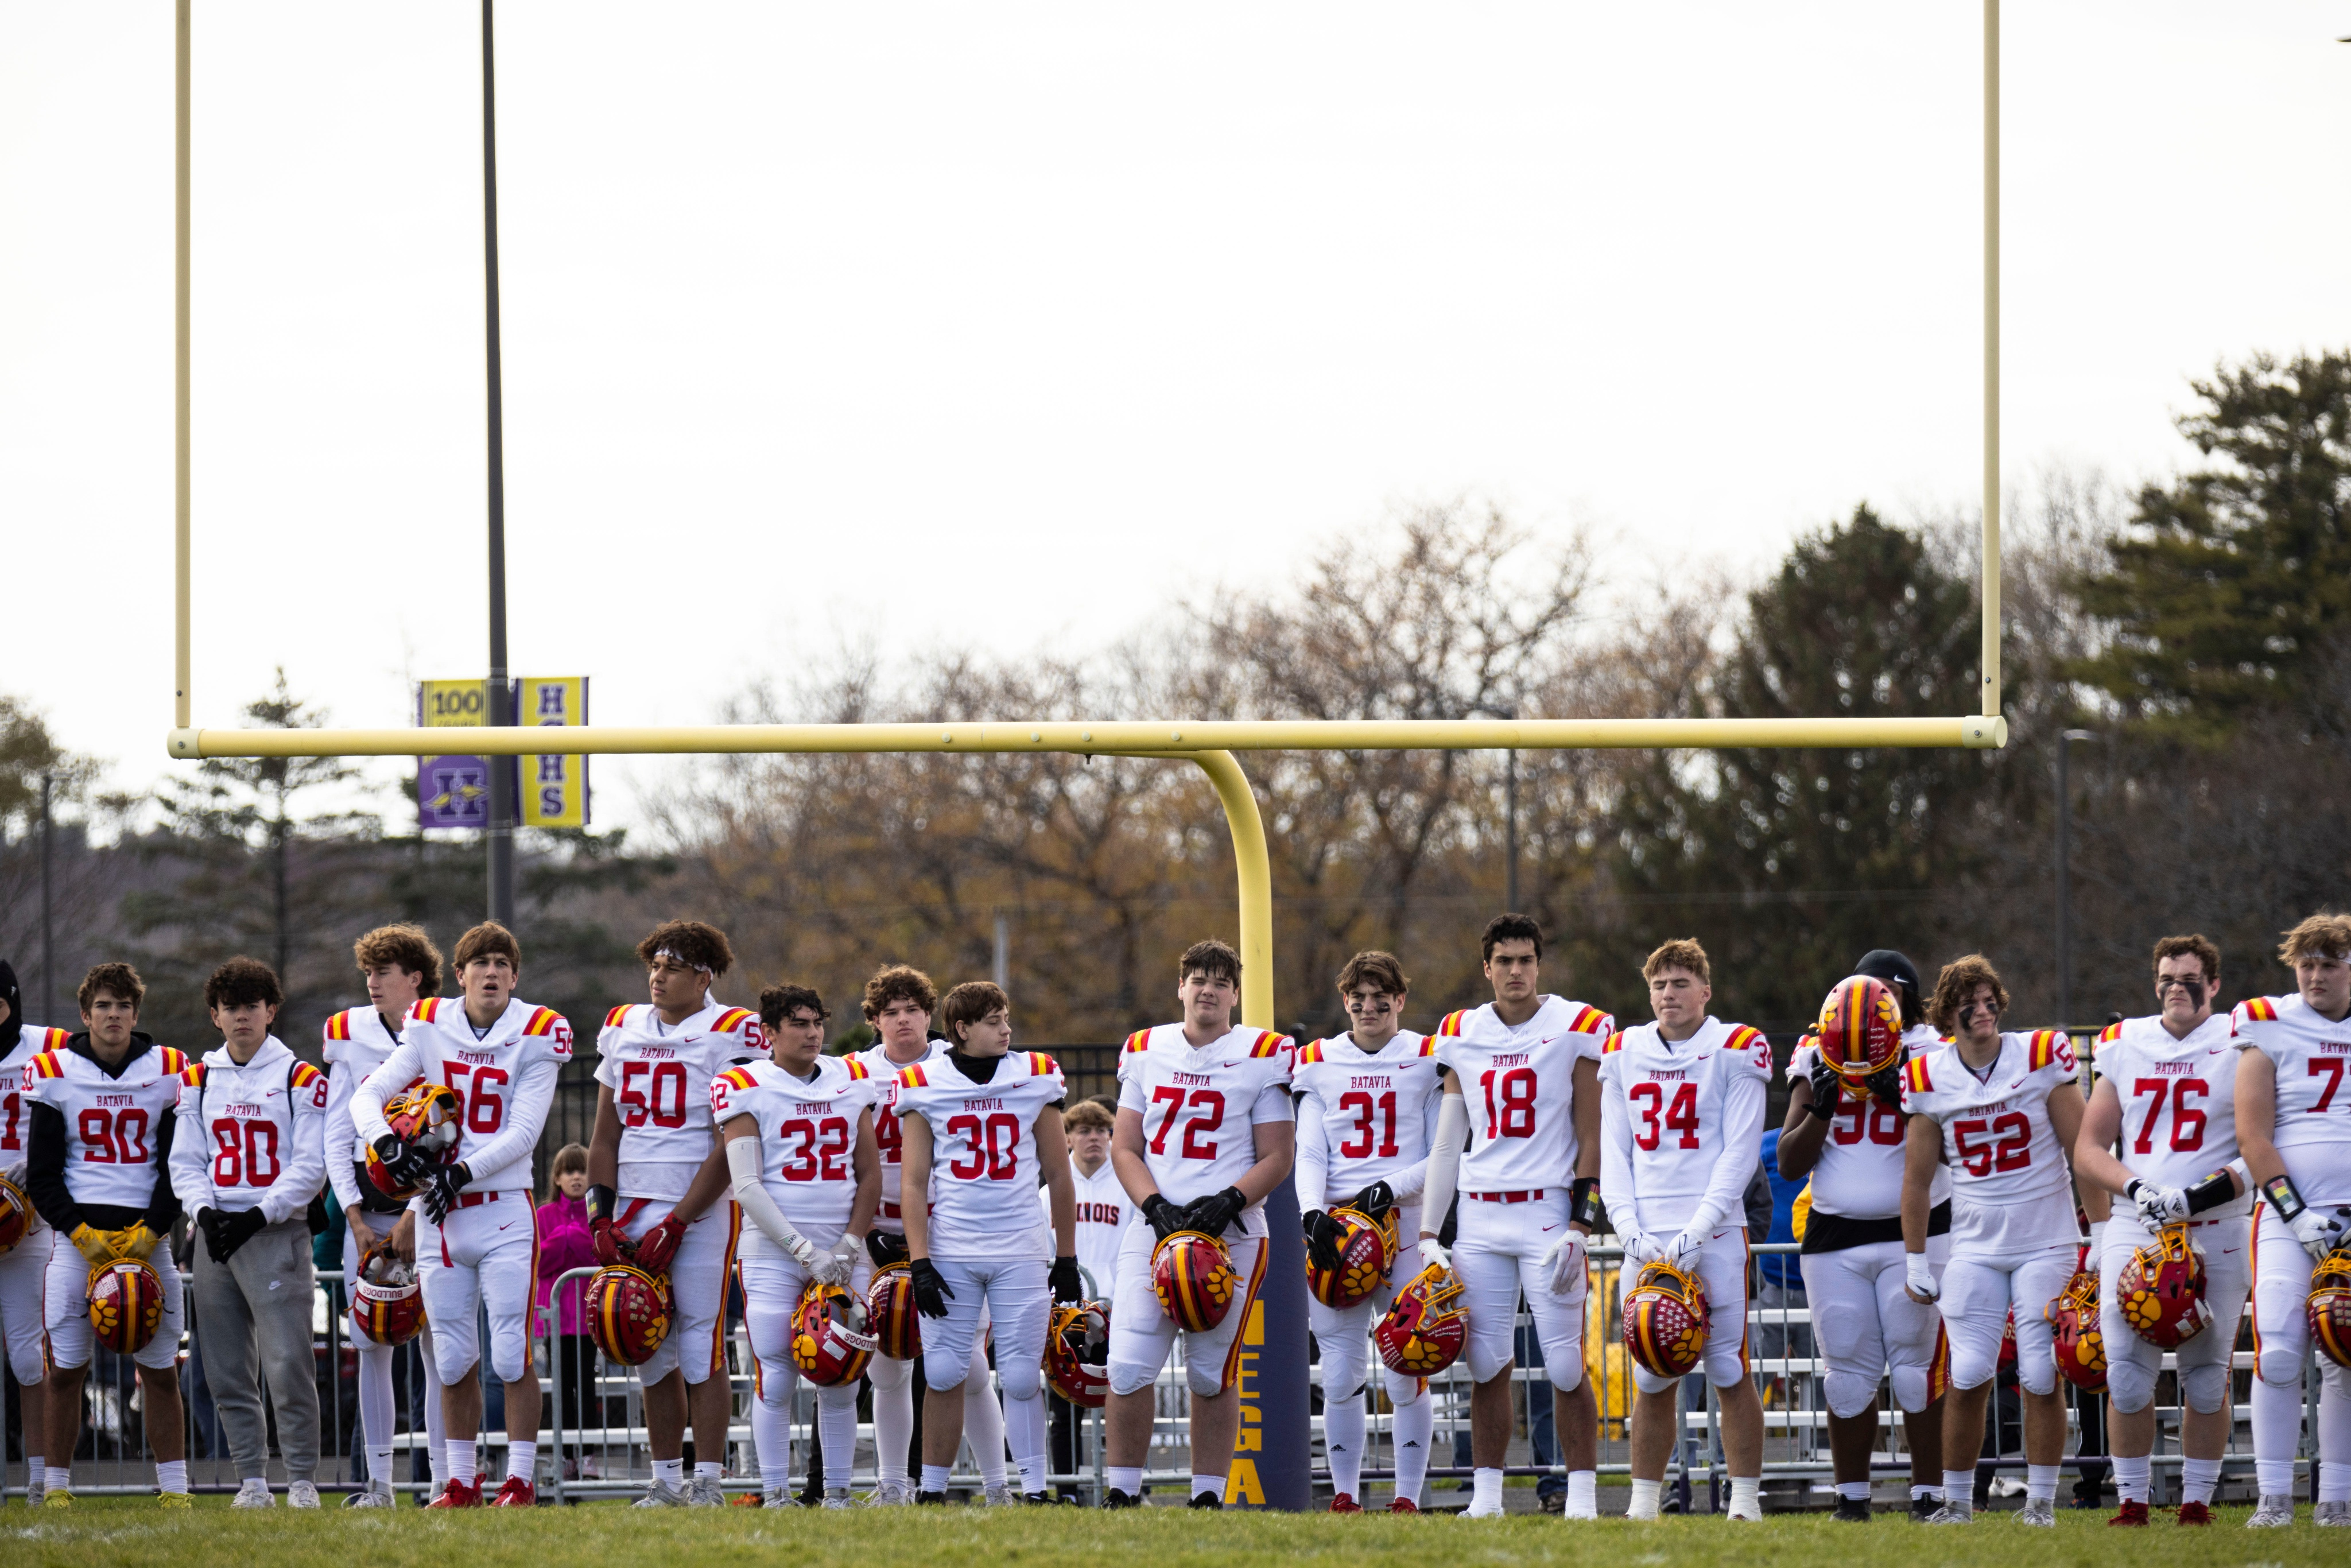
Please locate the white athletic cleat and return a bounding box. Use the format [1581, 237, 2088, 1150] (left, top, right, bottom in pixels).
[345, 1480, 395, 1508]
[863, 1478, 914, 1507]
[984, 1482, 1019, 1507]
[1727, 1499, 1764, 1522]
[288, 1480, 321, 1509]
[684, 1476, 727, 1507]
[2246, 1495, 2295, 1528]
[2315, 1499, 2350, 1526]
[2016, 1497, 2056, 1527]
[232, 1478, 275, 1509]
[822, 1488, 852, 1510]
[1925, 1501, 1974, 1524]
[633, 1479, 689, 1508]
[1464, 1497, 1506, 1519]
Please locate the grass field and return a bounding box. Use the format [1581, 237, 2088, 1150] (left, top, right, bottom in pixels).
[8, 1499, 2345, 1568]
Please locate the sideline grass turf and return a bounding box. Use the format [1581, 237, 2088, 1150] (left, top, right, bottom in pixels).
[7, 1499, 2346, 1568]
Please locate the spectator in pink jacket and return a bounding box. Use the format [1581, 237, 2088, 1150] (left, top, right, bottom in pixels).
[537, 1144, 600, 1477]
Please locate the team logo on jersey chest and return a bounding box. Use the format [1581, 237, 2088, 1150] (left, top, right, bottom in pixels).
[96, 1092, 131, 1108]
[1647, 1069, 1687, 1082]
[961, 1096, 1007, 1112]
[1491, 1051, 1530, 1068]
[2147, 1060, 2193, 1077]
[637, 1045, 679, 1060]
[1348, 1074, 1393, 1090]
[1173, 1070, 1213, 1087]
[457, 1049, 497, 1066]
[790, 1099, 833, 1115]
[222, 1100, 267, 1117]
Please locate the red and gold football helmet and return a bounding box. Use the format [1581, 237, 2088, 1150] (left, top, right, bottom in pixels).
[1375, 1262, 1467, 1376]
[2046, 1268, 2107, 1391]
[867, 1263, 923, 1360]
[1306, 1205, 1399, 1311]
[792, 1280, 878, 1386]
[350, 1245, 426, 1347]
[88, 1259, 166, 1356]
[362, 1083, 465, 1199]
[1045, 1301, 1111, 1407]
[1814, 975, 1905, 1086]
[1623, 1259, 1710, 1380]
[586, 1264, 672, 1367]
[2309, 1252, 2351, 1370]
[2117, 1224, 2215, 1349]
[0, 1174, 32, 1257]
[1152, 1231, 1239, 1332]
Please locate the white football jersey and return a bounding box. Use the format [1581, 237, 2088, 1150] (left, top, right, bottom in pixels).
[0, 1026, 69, 1217]
[2093, 1012, 2248, 1209]
[2232, 993, 2351, 1201]
[711, 1054, 879, 1247]
[1436, 997, 1612, 1194]
[1787, 1023, 1952, 1218]
[169, 1035, 331, 1222]
[855, 1039, 948, 1228]
[321, 1006, 408, 1213]
[21, 1037, 190, 1210]
[595, 1000, 763, 1201]
[1901, 1030, 2079, 1253]
[352, 995, 572, 1196]
[896, 1050, 1065, 1258]
[1600, 1017, 1771, 1234]
[1049, 1158, 1129, 1295]
[1294, 1030, 1445, 1202]
[1115, 1023, 1295, 1236]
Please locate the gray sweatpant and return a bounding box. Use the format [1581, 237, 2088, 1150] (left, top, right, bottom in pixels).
[190, 1216, 320, 1482]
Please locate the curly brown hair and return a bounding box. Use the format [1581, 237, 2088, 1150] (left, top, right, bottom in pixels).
[77, 962, 145, 1015]
[636, 919, 734, 978]
[354, 924, 443, 995]
[2279, 913, 2351, 966]
[203, 957, 284, 1012]
[1926, 954, 2009, 1033]
[758, 984, 828, 1030]
[861, 964, 937, 1021]
[2151, 934, 2220, 985]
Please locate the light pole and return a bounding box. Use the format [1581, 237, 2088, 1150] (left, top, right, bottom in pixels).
[481, 0, 515, 928]
[2054, 728, 2098, 1026]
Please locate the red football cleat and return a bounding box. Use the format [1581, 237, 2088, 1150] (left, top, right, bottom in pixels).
[427, 1478, 482, 1508]
[1387, 1496, 1421, 1514]
[491, 1477, 536, 1508]
[2108, 1500, 2148, 1527]
[1329, 1493, 1362, 1514]
[2175, 1501, 2212, 1526]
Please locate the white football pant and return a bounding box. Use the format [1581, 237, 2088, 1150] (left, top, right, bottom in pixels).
[1803, 1233, 1950, 1418]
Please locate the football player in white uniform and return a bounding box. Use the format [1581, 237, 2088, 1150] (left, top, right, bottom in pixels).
[170, 958, 330, 1508]
[353, 922, 571, 1508]
[2233, 912, 2351, 1529]
[717, 983, 882, 1508]
[24, 963, 191, 1507]
[587, 921, 759, 1507]
[0, 961, 61, 1506]
[1295, 950, 1444, 1514]
[899, 981, 1079, 1504]
[2073, 934, 2252, 1527]
[323, 925, 448, 1505]
[1778, 948, 1950, 1522]
[1053, 1098, 1127, 1297]
[851, 965, 1008, 1503]
[1106, 938, 1296, 1510]
[1900, 954, 2086, 1527]
[1600, 937, 1772, 1522]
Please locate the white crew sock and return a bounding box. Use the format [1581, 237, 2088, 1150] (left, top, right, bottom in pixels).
[1191, 1473, 1224, 1504]
[2179, 1456, 2221, 1507]
[1565, 1470, 1597, 1519]
[2113, 1453, 2150, 1504]
[1728, 1476, 1760, 1516]
[507, 1440, 535, 1482]
[2026, 1464, 2059, 1503]
[873, 1366, 913, 1483]
[1392, 1389, 1433, 1507]
[1002, 1391, 1048, 1495]
[1323, 1385, 1366, 1497]
[2322, 1461, 2351, 1505]
[752, 1395, 790, 1491]
[1472, 1466, 1504, 1512]
[1838, 1481, 1871, 1501]
[2253, 1377, 2302, 1496]
[921, 1463, 951, 1494]
[448, 1439, 477, 1489]
[654, 1457, 684, 1488]
[1911, 1482, 1942, 1501]
[695, 1460, 720, 1481]
[156, 1460, 188, 1495]
[1107, 1465, 1142, 1497]
[965, 1376, 1007, 1488]
[45, 1465, 71, 1494]
[26, 1456, 43, 1491]
[1942, 1469, 1976, 1506]
[1627, 1477, 1661, 1520]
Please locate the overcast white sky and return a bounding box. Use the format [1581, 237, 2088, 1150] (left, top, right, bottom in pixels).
[5, 3, 2348, 832]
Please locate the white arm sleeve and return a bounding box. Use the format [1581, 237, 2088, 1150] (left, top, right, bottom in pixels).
[262, 1086, 329, 1225]
[1416, 1093, 1467, 1236]
[1687, 1068, 1767, 1235]
[727, 1136, 812, 1261]
[1599, 1071, 1636, 1239]
[1294, 1095, 1329, 1212]
[168, 1080, 214, 1214]
[324, 1065, 364, 1213]
[454, 1048, 560, 1179]
[350, 1040, 422, 1146]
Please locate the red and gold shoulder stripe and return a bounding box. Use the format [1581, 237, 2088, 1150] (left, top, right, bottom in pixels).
[1568, 1004, 1610, 1035]
[158, 1048, 187, 1074]
[323, 1011, 353, 1042]
[713, 1008, 754, 1034]
[2241, 998, 2279, 1023]
[1903, 1055, 1934, 1095]
[1600, 1031, 1625, 1055]
[1418, 1036, 1440, 1057]
[1725, 1025, 1764, 1055]
[718, 1066, 758, 1092]
[522, 1007, 564, 1037]
[1436, 1011, 1466, 1038]
[1123, 1030, 1151, 1054]
[2027, 1030, 2067, 1071]
[1027, 1051, 1060, 1077]
[29, 1050, 64, 1078]
[290, 1061, 324, 1090]
[844, 1058, 870, 1081]
[604, 1005, 633, 1030]
[2098, 1020, 2124, 1043]
[413, 998, 444, 1024]
[1249, 1031, 1287, 1059]
[1297, 1041, 1324, 1066]
[897, 1065, 928, 1089]
[180, 1062, 207, 1087]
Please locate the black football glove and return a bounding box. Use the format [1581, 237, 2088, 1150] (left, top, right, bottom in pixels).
[866, 1229, 909, 1268]
[1141, 1194, 1186, 1242]
[1865, 1062, 1905, 1109]
[1049, 1255, 1084, 1303]
[909, 1257, 955, 1318]
[1347, 1181, 1395, 1221]
[1186, 1186, 1248, 1240]
[214, 1205, 268, 1262]
[196, 1207, 228, 1262]
[1806, 1058, 1844, 1120]
[422, 1162, 472, 1225]
[1302, 1208, 1346, 1272]
[373, 1133, 425, 1186]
